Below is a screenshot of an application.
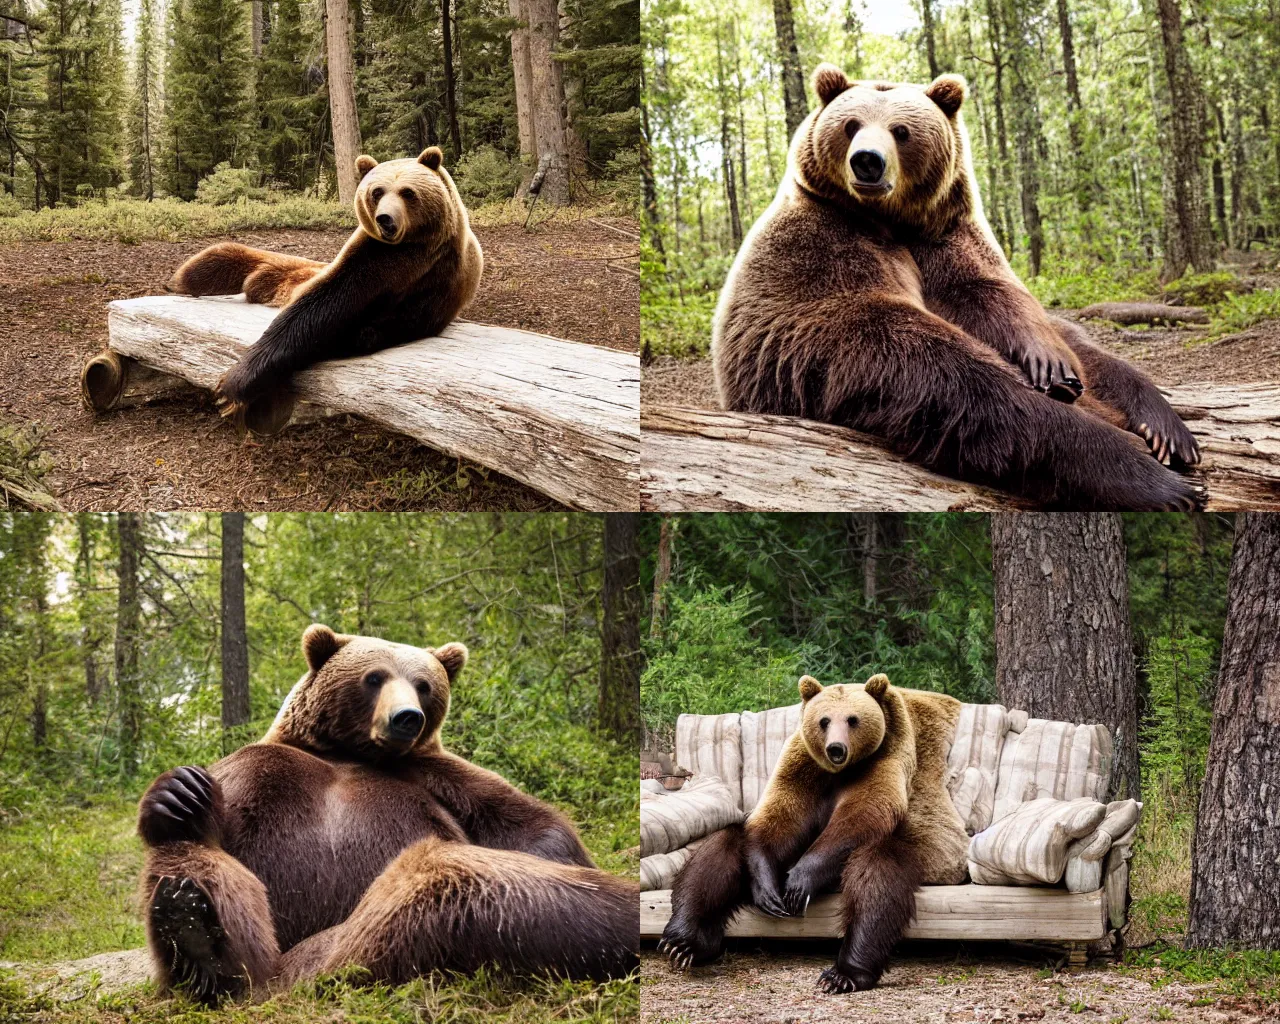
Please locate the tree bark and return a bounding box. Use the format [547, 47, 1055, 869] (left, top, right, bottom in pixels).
[252, 0, 263, 57]
[991, 513, 1140, 801]
[716, 21, 742, 248]
[772, 0, 807, 141]
[509, 0, 537, 161]
[77, 513, 101, 704]
[1186, 513, 1280, 949]
[115, 512, 143, 778]
[650, 515, 672, 637]
[640, 64, 664, 255]
[1004, 0, 1045, 276]
[1055, 0, 1091, 216]
[325, 0, 363, 206]
[921, 0, 940, 79]
[220, 513, 250, 749]
[441, 0, 462, 159]
[524, 0, 570, 203]
[600, 513, 641, 745]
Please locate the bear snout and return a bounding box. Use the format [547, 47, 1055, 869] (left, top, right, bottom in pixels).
[825, 741, 848, 765]
[376, 213, 397, 239]
[388, 705, 425, 741]
[850, 148, 886, 185]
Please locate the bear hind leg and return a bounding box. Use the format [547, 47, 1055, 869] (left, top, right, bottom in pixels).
[169, 242, 325, 303]
[660, 823, 750, 970]
[818, 834, 922, 994]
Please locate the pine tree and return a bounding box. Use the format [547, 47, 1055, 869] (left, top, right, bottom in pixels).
[126, 0, 159, 197]
[163, 0, 253, 198]
[257, 0, 324, 189]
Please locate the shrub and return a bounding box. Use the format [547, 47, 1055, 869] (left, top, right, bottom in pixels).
[1162, 270, 1249, 307]
[0, 193, 20, 218]
[196, 163, 267, 205]
[453, 146, 523, 206]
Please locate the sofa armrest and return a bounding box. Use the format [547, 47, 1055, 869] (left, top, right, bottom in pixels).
[1064, 800, 1142, 894]
[1102, 820, 1139, 930]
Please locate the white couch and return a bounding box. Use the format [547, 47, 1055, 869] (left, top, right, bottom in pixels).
[640, 701, 1141, 961]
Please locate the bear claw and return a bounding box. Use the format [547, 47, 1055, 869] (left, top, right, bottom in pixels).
[817, 967, 856, 994]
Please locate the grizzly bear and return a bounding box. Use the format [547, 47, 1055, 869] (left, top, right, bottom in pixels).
[137, 624, 637, 1003]
[660, 674, 969, 993]
[169, 147, 483, 433]
[712, 64, 1206, 511]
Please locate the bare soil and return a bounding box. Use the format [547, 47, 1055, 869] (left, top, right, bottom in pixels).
[641, 315, 1280, 410]
[641, 945, 1279, 1023]
[0, 219, 638, 511]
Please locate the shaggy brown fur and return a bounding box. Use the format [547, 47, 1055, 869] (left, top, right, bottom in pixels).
[661, 674, 968, 993]
[169, 147, 483, 431]
[712, 63, 1205, 511]
[137, 625, 637, 1004]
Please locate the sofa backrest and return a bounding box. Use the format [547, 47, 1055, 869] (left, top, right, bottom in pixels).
[675, 699, 1114, 827]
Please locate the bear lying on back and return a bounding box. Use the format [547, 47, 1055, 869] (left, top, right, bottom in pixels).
[170, 147, 482, 432]
[712, 63, 1205, 510]
[137, 624, 637, 1003]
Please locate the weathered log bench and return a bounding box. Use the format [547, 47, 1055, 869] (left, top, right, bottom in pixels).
[81, 295, 640, 510]
[640, 383, 1280, 511]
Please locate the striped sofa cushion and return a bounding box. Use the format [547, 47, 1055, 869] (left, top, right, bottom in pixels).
[945, 702, 1011, 834]
[968, 797, 1107, 886]
[640, 773, 743, 858]
[641, 844, 697, 891]
[740, 702, 804, 814]
[1064, 799, 1142, 892]
[992, 718, 1112, 823]
[675, 712, 744, 811]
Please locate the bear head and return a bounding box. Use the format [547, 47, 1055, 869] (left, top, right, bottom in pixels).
[797, 672, 894, 772]
[264, 624, 468, 760]
[796, 63, 971, 227]
[353, 147, 462, 245]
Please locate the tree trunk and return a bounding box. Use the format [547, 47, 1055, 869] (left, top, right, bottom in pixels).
[252, 0, 263, 57]
[524, 0, 570, 203]
[985, 0, 1016, 256]
[650, 515, 672, 637]
[77, 513, 101, 704]
[732, 19, 752, 223]
[600, 513, 640, 745]
[220, 513, 250, 749]
[441, 0, 462, 159]
[862, 513, 878, 607]
[1055, 0, 1091, 215]
[1152, 0, 1214, 281]
[325, 0, 362, 206]
[716, 21, 742, 248]
[991, 513, 1140, 801]
[509, 0, 537, 161]
[772, 0, 807, 141]
[921, 0, 939, 79]
[1004, 0, 1045, 275]
[640, 64, 664, 255]
[1185, 513, 1280, 949]
[115, 512, 143, 778]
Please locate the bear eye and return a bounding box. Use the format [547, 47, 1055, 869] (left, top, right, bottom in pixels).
[847, 715, 859, 727]
[400, 189, 416, 202]
[892, 125, 910, 143]
[371, 187, 385, 203]
[414, 678, 431, 695]
[819, 717, 830, 730]
[363, 670, 386, 688]
[843, 119, 861, 139]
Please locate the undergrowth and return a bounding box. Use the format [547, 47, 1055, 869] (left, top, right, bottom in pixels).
[0, 423, 59, 511]
[1122, 944, 1280, 1002]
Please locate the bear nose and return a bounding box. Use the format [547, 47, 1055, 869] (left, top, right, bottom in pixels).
[376, 213, 396, 233]
[826, 742, 848, 764]
[388, 706, 424, 740]
[851, 148, 886, 184]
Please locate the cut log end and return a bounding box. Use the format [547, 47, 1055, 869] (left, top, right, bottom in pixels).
[80, 350, 126, 411]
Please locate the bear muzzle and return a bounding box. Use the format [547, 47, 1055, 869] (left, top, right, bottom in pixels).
[825, 741, 849, 765]
[372, 676, 426, 748]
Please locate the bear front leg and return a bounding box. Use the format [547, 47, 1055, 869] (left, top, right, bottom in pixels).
[818, 833, 922, 994]
[1052, 317, 1201, 468]
[661, 824, 751, 970]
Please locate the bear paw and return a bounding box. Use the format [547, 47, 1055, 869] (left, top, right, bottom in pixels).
[817, 966, 875, 994]
[138, 766, 219, 846]
[150, 876, 235, 1004]
[1018, 348, 1084, 402]
[750, 877, 792, 918]
[1132, 404, 1201, 469]
[658, 920, 723, 972]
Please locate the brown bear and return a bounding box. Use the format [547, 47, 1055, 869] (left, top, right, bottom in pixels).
[137, 624, 637, 1003]
[169, 147, 483, 433]
[660, 673, 969, 993]
[712, 64, 1206, 511]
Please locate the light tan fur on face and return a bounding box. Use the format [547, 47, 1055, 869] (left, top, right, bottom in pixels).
[354, 147, 462, 246]
[799, 675, 887, 772]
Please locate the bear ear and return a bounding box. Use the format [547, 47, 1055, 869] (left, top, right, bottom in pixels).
[864, 673, 891, 699]
[303, 624, 350, 673]
[433, 642, 468, 680]
[813, 63, 851, 106]
[418, 146, 444, 170]
[925, 74, 966, 118]
[798, 675, 824, 702]
[355, 154, 378, 177]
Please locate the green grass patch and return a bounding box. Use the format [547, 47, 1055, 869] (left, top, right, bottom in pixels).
[640, 291, 717, 359]
[1202, 288, 1280, 341]
[0, 967, 638, 1024]
[1122, 943, 1280, 1002]
[1026, 264, 1161, 309]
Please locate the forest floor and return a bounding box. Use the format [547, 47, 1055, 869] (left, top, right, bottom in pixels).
[639, 944, 1280, 1023]
[0, 215, 639, 511]
[640, 310, 1280, 408]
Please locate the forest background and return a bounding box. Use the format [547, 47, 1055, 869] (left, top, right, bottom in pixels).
[639, 0, 1280, 358]
[0, 511, 641, 1024]
[640, 512, 1280, 983]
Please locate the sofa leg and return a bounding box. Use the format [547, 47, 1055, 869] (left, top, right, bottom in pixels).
[1065, 942, 1088, 971]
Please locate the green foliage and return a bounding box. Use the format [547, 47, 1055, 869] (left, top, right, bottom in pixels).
[0, 194, 22, 218]
[1122, 943, 1280, 1002]
[1140, 633, 1214, 800]
[0, 424, 58, 511]
[639, 287, 717, 359]
[256, 0, 326, 193]
[1161, 271, 1249, 308]
[1026, 265, 1161, 310]
[454, 146, 524, 206]
[1204, 289, 1280, 341]
[194, 163, 267, 205]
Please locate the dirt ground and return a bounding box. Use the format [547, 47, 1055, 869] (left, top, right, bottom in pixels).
[640, 315, 1280, 409]
[0, 219, 638, 511]
[641, 945, 1279, 1024]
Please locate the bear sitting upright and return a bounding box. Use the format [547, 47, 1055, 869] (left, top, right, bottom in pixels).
[137, 624, 637, 1003]
[169, 147, 483, 432]
[660, 673, 969, 993]
[712, 64, 1205, 510]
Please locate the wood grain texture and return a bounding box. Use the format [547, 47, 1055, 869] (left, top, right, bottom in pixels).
[1077, 302, 1209, 325]
[639, 886, 1108, 941]
[104, 295, 640, 510]
[641, 386, 1280, 511]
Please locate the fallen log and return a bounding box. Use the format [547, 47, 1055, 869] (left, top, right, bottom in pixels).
[91, 295, 640, 510]
[1076, 301, 1209, 325]
[641, 383, 1280, 511]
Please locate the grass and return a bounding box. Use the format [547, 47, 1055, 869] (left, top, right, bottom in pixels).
[639, 291, 718, 360]
[0, 422, 60, 511]
[0, 794, 638, 1022]
[0, 195, 637, 245]
[1121, 945, 1280, 1003]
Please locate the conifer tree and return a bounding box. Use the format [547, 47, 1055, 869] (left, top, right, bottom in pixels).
[126, 0, 159, 197]
[257, 0, 324, 189]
